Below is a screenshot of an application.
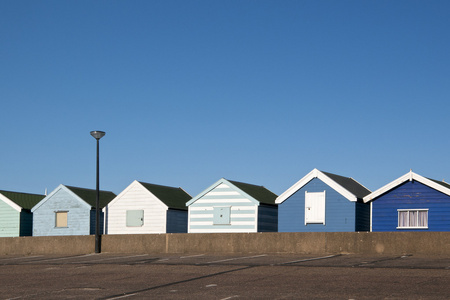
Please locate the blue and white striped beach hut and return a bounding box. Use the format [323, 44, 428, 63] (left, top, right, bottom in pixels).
[186, 178, 278, 233]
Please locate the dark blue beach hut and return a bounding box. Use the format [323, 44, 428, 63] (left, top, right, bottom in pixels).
[364, 170, 450, 232]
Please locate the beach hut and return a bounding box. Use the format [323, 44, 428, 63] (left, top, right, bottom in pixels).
[0, 190, 45, 237]
[104, 180, 191, 234]
[186, 178, 278, 233]
[276, 169, 371, 232]
[363, 170, 450, 231]
[31, 184, 115, 236]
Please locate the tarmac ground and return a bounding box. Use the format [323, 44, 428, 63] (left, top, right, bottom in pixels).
[0, 253, 449, 299]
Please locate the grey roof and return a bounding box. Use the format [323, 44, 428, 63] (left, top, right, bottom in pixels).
[227, 179, 278, 205]
[0, 190, 45, 210]
[427, 178, 450, 190]
[321, 171, 371, 200]
[65, 186, 116, 209]
[139, 182, 191, 210]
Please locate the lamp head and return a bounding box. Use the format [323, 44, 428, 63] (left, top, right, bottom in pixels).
[90, 131, 106, 140]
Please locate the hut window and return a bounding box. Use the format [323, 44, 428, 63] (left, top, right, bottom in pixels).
[397, 209, 428, 229]
[126, 210, 144, 227]
[305, 191, 326, 225]
[55, 211, 68, 228]
[213, 207, 231, 225]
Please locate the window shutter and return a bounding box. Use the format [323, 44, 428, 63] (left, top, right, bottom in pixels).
[55, 211, 68, 227]
[126, 210, 144, 227]
[213, 207, 231, 225]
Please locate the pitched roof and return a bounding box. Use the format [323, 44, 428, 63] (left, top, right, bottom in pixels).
[227, 179, 278, 205]
[65, 186, 116, 209]
[0, 190, 45, 210]
[276, 168, 371, 204]
[321, 171, 371, 200]
[428, 178, 450, 189]
[138, 182, 191, 210]
[363, 171, 450, 203]
[186, 178, 278, 206]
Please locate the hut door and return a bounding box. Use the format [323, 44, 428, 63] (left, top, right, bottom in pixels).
[305, 191, 326, 224]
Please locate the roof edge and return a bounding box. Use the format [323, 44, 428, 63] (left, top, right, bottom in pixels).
[186, 178, 262, 206]
[0, 193, 22, 212]
[363, 170, 450, 203]
[276, 168, 358, 204]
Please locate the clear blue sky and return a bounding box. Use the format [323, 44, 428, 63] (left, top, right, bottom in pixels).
[1, 0, 449, 197]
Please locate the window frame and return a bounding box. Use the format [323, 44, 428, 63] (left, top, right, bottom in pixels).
[55, 211, 68, 228]
[397, 209, 429, 229]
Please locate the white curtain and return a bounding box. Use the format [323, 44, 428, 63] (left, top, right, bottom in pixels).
[409, 211, 417, 227]
[398, 211, 408, 227]
[398, 210, 428, 228]
[418, 211, 428, 227]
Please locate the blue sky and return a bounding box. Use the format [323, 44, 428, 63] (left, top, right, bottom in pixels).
[1, 0, 449, 197]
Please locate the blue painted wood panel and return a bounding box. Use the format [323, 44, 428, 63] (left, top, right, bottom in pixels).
[89, 210, 105, 235]
[278, 178, 369, 232]
[33, 188, 91, 236]
[166, 209, 188, 233]
[372, 180, 450, 232]
[19, 211, 33, 236]
[355, 202, 370, 231]
[258, 204, 278, 232]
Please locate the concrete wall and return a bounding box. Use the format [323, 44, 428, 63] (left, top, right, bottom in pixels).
[0, 232, 448, 256]
[0, 235, 93, 255]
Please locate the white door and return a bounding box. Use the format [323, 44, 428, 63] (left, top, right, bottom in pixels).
[305, 191, 325, 224]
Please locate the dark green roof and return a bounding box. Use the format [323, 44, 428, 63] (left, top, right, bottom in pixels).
[65, 186, 116, 209]
[0, 190, 45, 210]
[139, 182, 191, 210]
[321, 171, 371, 200]
[227, 179, 278, 205]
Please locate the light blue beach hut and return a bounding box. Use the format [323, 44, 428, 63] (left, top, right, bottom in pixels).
[0, 190, 45, 237]
[32, 184, 115, 236]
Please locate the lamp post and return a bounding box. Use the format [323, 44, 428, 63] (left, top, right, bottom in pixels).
[90, 130, 105, 253]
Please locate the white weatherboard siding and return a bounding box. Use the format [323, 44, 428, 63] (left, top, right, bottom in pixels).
[188, 182, 258, 233]
[105, 183, 167, 234]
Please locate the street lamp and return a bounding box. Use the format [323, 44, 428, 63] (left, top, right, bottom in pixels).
[90, 130, 105, 253]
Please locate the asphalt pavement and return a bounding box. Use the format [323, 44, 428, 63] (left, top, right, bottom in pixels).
[0, 253, 449, 299]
